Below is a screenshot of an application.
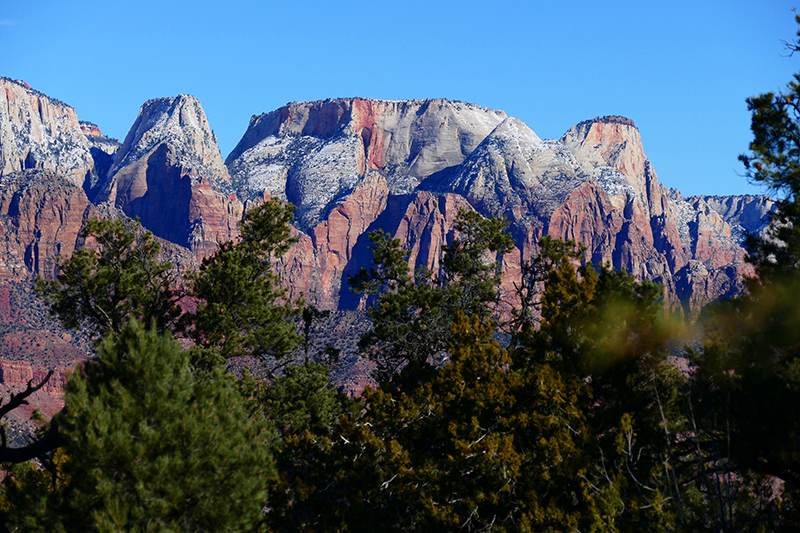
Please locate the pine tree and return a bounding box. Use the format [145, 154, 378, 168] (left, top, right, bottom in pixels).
[182, 198, 301, 365]
[739, 12, 800, 278]
[685, 14, 800, 530]
[36, 217, 181, 337]
[2, 321, 275, 532]
[349, 208, 513, 381]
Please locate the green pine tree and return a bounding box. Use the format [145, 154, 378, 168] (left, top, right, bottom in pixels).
[349, 208, 514, 382]
[182, 198, 302, 365]
[2, 320, 275, 532]
[686, 13, 800, 531]
[36, 217, 181, 337]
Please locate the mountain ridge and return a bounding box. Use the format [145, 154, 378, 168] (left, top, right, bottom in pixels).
[0, 79, 778, 397]
[0, 79, 774, 309]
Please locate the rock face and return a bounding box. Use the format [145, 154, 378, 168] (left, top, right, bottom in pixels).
[691, 194, 775, 243]
[232, 109, 757, 315]
[79, 121, 103, 139]
[97, 95, 242, 256]
[0, 359, 67, 397]
[78, 120, 120, 197]
[559, 117, 751, 311]
[0, 170, 98, 280]
[0, 82, 786, 433]
[0, 78, 100, 187]
[227, 98, 507, 231]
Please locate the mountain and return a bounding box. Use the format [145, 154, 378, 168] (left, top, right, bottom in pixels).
[226, 98, 508, 231]
[690, 194, 774, 243]
[0, 77, 106, 189]
[95, 95, 242, 257]
[227, 106, 769, 315]
[0, 80, 778, 399]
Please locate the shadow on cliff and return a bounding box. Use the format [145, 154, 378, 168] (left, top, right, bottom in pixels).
[337, 193, 417, 310]
[127, 144, 192, 248]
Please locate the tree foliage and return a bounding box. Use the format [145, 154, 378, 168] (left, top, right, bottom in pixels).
[182, 199, 302, 363]
[13, 19, 800, 529]
[1, 321, 275, 532]
[516, 250, 691, 532]
[506, 235, 587, 345]
[349, 209, 513, 380]
[266, 240, 688, 532]
[36, 217, 181, 337]
[263, 314, 605, 532]
[678, 14, 800, 530]
[739, 14, 800, 277]
[1, 200, 307, 531]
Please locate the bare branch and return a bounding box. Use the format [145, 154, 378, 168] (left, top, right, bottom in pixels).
[0, 370, 65, 464]
[0, 423, 63, 464]
[0, 370, 53, 420]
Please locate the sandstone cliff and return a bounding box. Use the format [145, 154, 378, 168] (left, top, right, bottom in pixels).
[0, 170, 98, 280]
[232, 107, 756, 315]
[226, 98, 507, 231]
[690, 194, 775, 243]
[0, 359, 68, 398]
[0, 78, 101, 187]
[0, 85, 774, 332]
[98, 95, 242, 256]
[78, 120, 120, 198]
[0, 82, 785, 431]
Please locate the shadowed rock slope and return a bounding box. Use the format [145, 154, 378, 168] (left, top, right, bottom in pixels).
[95, 95, 242, 257]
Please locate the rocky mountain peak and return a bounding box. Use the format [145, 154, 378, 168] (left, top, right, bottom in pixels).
[559, 113, 657, 227]
[0, 77, 95, 187]
[96, 94, 239, 254]
[579, 115, 637, 128]
[421, 116, 584, 217]
[79, 121, 103, 138]
[106, 94, 230, 189]
[0, 79, 771, 322]
[561, 115, 645, 181]
[0, 79, 778, 405]
[227, 97, 507, 163]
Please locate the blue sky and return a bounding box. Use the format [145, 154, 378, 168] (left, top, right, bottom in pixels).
[1, 0, 797, 197]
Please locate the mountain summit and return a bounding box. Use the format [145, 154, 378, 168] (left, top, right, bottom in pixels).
[0, 78, 97, 187]
[0, 82, 777, 404]
[226, 98, 508, 230]
[96, 95, 240, 254]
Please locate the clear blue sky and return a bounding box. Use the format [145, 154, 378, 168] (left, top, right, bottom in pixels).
[1, 0, 797, 197]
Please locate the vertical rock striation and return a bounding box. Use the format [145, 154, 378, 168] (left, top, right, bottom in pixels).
[0, 80, 786, 417]
[0, 78, 99, 187]
[226, 98, 507, 231]
[0, 170, 97, 280]
[0, 83, 776, 320]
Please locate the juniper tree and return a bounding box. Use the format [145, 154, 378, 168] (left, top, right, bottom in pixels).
[271, 237, 683, 532]
[182, 198, 302, 367]
[505, 240, 693, 532]
[36, 217, 182, 337]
